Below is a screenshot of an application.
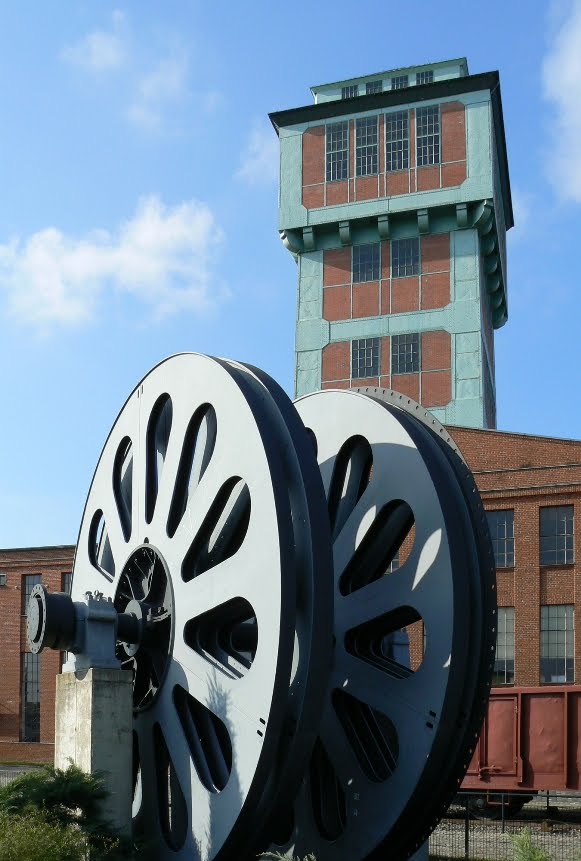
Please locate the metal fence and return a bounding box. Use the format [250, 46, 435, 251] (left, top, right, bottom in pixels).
[429, 792, 581, 860]
[0, 766, 39, 787]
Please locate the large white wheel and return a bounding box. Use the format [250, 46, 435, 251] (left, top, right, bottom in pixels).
[279, 390, 496, 861]
[70, 354, 332, 861]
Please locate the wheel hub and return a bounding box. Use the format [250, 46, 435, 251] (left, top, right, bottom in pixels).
[114, 544, 174, 710]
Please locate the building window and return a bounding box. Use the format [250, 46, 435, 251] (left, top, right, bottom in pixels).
[391, 75, 408, 90]
[326, 121, 349, 182]
[416, 70, 434, 85]
[385, 110, 409, 172]
[22, 574, 41, 615]
[21, 653, 40, 742]
[487, 510, 515, 568]
[352, 243, 380, 283]
[541, 605, 574, 684]
[540, 505, 574, 566]
[366, 80, 382, 94]
[493, 608, 515, 685]
[355, 116, 378, 176]
[62, 572, 72, 594]
[392, 237, 420, 277]
[416, 105, 440, 166]
[352, 338, 380, 379]
[392, 334, 420, 375]
[341, 85, 358, 99]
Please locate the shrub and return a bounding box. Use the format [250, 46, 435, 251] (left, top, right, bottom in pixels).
[508, 828, 550, 861]
[0, 810, 86, 861]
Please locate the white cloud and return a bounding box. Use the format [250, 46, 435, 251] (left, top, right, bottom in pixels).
[0, 197, 225, 327]
[61, 10, 126, 73]
[542, 0, 581, 202]
[236, 122, 279, 185]
[128, 56, 189, 130]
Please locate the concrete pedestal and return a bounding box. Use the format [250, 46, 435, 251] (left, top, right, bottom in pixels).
[55, 668, 133, 836]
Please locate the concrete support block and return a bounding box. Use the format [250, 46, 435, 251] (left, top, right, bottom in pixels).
[55, 668, 133, 836]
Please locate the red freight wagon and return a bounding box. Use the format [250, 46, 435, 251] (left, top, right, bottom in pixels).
[461, 686, 581, 813]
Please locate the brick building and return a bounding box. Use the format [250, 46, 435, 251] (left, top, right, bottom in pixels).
[0, 546, 74, 762]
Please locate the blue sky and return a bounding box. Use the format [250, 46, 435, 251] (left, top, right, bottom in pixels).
[0, 0, 580, 547]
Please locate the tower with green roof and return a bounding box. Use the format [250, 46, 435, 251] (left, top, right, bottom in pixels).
[270, 58, 512, 428]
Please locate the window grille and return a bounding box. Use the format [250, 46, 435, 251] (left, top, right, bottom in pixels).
[493, 608, 515, 685]
[355, 116, 378, 176]
[392, 334, 420, 375]
[391, 75, 408, 90]
[541, 605, 574, 683]
[352, 243, 380, 283]
[540, 505, 574, 565]
[21, 653, 40, 742]
[366, 80, 382, 94]
[326, 121, 349, 182]
[62, 572, 72, 594]
[487, 510, 515, 568]
[0, 573, 6, 586]
[385, 110, 409, 172]
[416, 105, 440, 166]
[352, 338, 380, 379]
[392, 237, 419, 277]
[416, 70, 434, 85]
[341, 85, 358, 99]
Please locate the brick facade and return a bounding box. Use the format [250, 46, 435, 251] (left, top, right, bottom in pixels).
[321, 331, 452, 408]
[323, 234, 450, 322]
[302, 101, 467, 210]
[0, 546, 74, 763]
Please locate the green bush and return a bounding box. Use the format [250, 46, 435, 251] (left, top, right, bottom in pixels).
[0, 810, 86, 861]
[508, 828, 550, 861]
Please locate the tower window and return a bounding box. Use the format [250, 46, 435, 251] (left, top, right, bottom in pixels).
[541, 605, 574, 684]
[326, 121, 349, 182]
[493, 608, 515, 685]
[416, 105, 440, 166]
[341, 85, 358, 99]
[392, 334, 420, 375]
[355, 116, 378, 176]
[366, 80, 382, 94]
[487, 510, 515, 568]
[540, 505, 574, 565]
[352, 338, 380, 379]
[416, 70, 434, 85]
[352, 244, 380, 283]
[391, 75, 408, 90]
[385, 110, 409, 172]
[392, 238, 420, 277]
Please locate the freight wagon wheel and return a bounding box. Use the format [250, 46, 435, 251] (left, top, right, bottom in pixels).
[69, 354, 332, 861]
[277, 390, 495, 861]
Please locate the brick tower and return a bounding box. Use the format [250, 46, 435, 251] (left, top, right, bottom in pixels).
[270, 58, 512, 428]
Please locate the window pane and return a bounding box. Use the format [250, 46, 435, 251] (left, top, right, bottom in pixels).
[341, 85, 358, 99]
[540, 604, 574, 683]
[326, 121, 349, 182]
[385, 110, 409, 172]
[351, 338, 380, 379]
[391, 75, 408, 90]
[352, 243, 380, 283]
[22, 574, 41, 615]
[416, 70, 434, 85]
[392, 237, 419, 277]
[540, 505, 574, 565]
[355, 116, 378, 176]
[392, 333, 420, 375]
[416, 105, 440, 166]
[487, 510, 515, 568]
[366, 80, 382, 95]
[493, 608, 515, 685]
[21, 653, 40, 742]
